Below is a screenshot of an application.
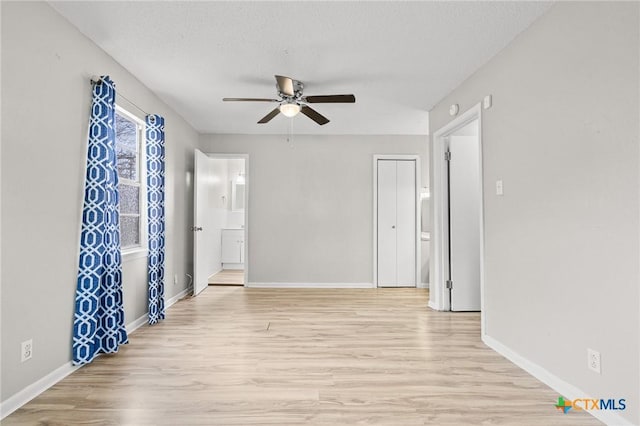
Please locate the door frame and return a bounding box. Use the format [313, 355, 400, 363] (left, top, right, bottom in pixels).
[199, 152, 249, 287]
[430, 103, 485, 328]
[372, 154, 421, 288]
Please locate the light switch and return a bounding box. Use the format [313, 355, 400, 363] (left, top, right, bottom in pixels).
[496, 180, 504, 196]
[483, 95, 492, 109]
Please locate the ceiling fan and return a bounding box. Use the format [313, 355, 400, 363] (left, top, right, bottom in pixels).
[223, 75, 356, 126]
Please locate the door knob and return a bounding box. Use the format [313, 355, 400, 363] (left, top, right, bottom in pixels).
[392, 225, 396, 229]
[192, 226, 203, 232]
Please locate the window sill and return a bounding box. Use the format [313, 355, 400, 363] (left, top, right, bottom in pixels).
[122, 248, 148, 262]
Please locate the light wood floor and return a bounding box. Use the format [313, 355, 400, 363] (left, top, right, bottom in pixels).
[4, 287, 601, 425]
[208, 269, 244, 285]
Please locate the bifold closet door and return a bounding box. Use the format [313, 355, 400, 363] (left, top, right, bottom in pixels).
[396, 160, 416, 286]
[377, 160, 416, 287]
[377, 160, 397, 286]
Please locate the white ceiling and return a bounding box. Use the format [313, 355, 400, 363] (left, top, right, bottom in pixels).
[50, 1, 552, 135]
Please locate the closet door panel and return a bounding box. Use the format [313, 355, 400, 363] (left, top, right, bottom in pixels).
[377, 160, 397, 287]
[396, 160, 416, 286]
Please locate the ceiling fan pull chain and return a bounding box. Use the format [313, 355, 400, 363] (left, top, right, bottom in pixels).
[287, 117, 295, 147]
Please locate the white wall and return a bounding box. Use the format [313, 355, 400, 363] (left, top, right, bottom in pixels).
[430, 2, 639, 424]
[199, 134, 428, 285]
[420, 191, 431, 285]
[201, 158, 228, 279]
[1, 1, 198, 406]
[226, 158, 246, 229]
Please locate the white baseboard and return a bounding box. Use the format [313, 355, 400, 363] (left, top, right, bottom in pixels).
[482, 334, 634, 426]
[125, 287, 190, 334]
[427, 300, 441, 310]
[166, 287, 190, 307]
[0, 361, 79, 419]
[247, 282, 375, 289]
[221, 263, 243, 270]
[125, 313, 149, 334]
[418, 282, 429, 289]
[0, 286, 192, 420]
[206, 268, 223, 280]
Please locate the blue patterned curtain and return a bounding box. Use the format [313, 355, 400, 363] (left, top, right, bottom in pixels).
[73, 76, 128, 365]
[146, 115, 166, 324]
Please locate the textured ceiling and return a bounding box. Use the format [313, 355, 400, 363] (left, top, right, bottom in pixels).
[50, 1, 552, 135]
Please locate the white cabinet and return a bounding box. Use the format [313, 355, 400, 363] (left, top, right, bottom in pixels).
[377, 159, 416, 287]
[221, 229, 244, 266]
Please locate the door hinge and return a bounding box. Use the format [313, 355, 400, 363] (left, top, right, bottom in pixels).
[444, 151, 451, 161]
[446, 280, 453, 289]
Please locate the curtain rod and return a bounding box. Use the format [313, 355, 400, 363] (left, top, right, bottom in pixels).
[90, 76, 149, 116]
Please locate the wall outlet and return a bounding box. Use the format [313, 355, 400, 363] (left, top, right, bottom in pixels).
[21, 339, 33, 362]
[588, 348, 601, 374]
[174, 274, 178, 285]
[496, 180, 504, 196]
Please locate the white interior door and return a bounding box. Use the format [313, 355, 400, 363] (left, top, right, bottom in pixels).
[448, 135, 481, 311]
[396, 160, 416, 286]
[377, 160, 397, 286]
[193, 149, 209, 296]
[377, 159, 417, 288]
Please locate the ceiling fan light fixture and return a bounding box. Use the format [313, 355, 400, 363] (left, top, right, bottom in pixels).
[224, 75, 354, 125]
[279, 102, 301, 118]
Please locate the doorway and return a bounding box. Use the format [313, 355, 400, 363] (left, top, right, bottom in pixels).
[193, 150, 249, 296]
[373, 155, 421, 288]
[430, 104, 485, 318]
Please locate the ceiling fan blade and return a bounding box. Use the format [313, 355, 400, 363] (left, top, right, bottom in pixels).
[275, 75, 295, 97]
[300, 106, 330, 125]
[258, 108, 281, 124]
[223, 98, 279, 102]
[304, 94, 356, 103]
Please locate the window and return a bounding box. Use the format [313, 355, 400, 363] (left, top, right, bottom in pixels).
[115, 106, 145, 252]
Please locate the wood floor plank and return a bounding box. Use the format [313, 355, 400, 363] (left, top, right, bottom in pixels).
[208, 269, 244, 285]
[3, 287, 601, 425]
